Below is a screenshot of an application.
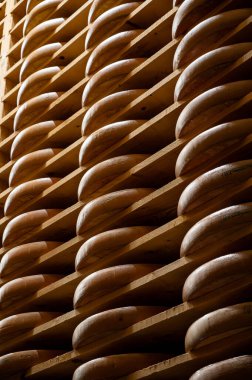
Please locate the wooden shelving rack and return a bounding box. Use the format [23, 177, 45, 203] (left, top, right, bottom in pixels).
[0, 0, 251, 379]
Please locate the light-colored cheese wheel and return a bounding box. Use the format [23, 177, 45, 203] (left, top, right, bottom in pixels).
[82, 58, 145, 106]
[79, 120, 146, 165]
[9, 148, 61, 186]
[14, 92, 59, 131]
[74, 264, 159, 308]
[73, 306, 164, 349]
[175, 80, 252, 139]
[0, 241, 61, 277]
[88, 0, 143, 24]
[26, 0, 43, 13]
[85, 3, 141, 49]
[185, 302, 252, 352]
[78, 154, 148, 201]
[178, 160, 252, 215]
[77, 188, 153, 235]
[2, 209, 60, 247]
[189, 355, 252, 380]
[0, 350, 58, 377]
[175, 43, 252, 101]
[17, 66, 61, 105]
[5, 177, 59, 216]
[23, 0, 62, 36]
[86, 30, 142, 75]
[173, 9, 252, 70]
[20, 43, 63, 81]
[173, 0, 232, 38]
[0, 312, 58, 342]
[11, 120, 60, 159]
[82, 89, 145, 136]
[175, 119, 252, 177]
[75, 226, 153, 270]
[0, 274, 61, 308]
[180, 203, 252, 258]
[21, 18, 65, 58]
[183, 251, 252, 302]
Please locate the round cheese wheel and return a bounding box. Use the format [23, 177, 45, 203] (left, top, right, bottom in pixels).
[86, 30, 142, 75]
[185, 302, 252, 352]
[17, 66, 61, 105]
[11, 120, 60, 159]
[23, 0, 62, 36]
[88, 0, 143, 24]
[9, 148, 61, 186]
[0, 241, 61, 277]
[21, 18, 65, 58]
[78, 154, 148, 201]
[20, 43, 63, 81]
[74, 264, 159, 308]
[0, 350, 58, 377]
[73, 306, 164, 349]
[2, 209, 60, 247]
[5, 177, 59, 216]
[180, 203, 252, 258]
[85, 3, 141, 50]
[189, 355, 252, 380]
[14, 92, 59, 131]
[175, 43, 252, 101]
[26, 0, 44, 13]
[0, 312, 58, 342]
[75, 226, 153, 270]
[0, 274, 61, 308]
[173, 9, 252, 70]
[183, 251, 252, 302]
[178, 160, 252, 215]
[82, 89, 145, 136]
[79, 120, 146, 165]
[175, 80, 252, 139]
[73, 353, 166, 380]
[175, 119, 252, 177]
[82, 58, 145, 106]
[77, 188, 153, 235]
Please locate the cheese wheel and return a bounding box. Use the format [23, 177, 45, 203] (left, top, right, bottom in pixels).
[175, 43, 252, 101]
[75, 226, 153, 270]
[175, 119, 252, 177]
[178, 160, 252, 215]
[9, 148, 61, 186]
[0, 312, 58, 342]
[82, 58, 145, 106]
[73, 306, 164, 349]
[20, 43, 63, 81]
[23, 0, 62, 36]
[189, 356, 252, 380]
[180, 203, 252, 258]
[88, 0, 143, 24]
[73, 354, 166, 380]
[174, 9, 252, 69]
[82, 89, 145, 136]
[78, 154, 148, 201]
[74, 264, 159, 308]
[0, 350, 59, 377]
[2, 209, 60, 247]
[14, 92, 59, 131]
[26, 0, 43, 13]
[85, 3, 141, 49]
[17, 66, 61, 105]
[185, 302, 252, 352]
[21, 18, 65, 58]
[183, 251, 252, 302]
[11, 120, 60, 159]
[79, 120, 145, 165]
[86, 30, 142, 75]
[0, 274, 61, 308]
[77, 188, 153, 235]
[0, 241, 61, 277]
[5, 177, 59, 216]
[175, 80, 252, 139]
